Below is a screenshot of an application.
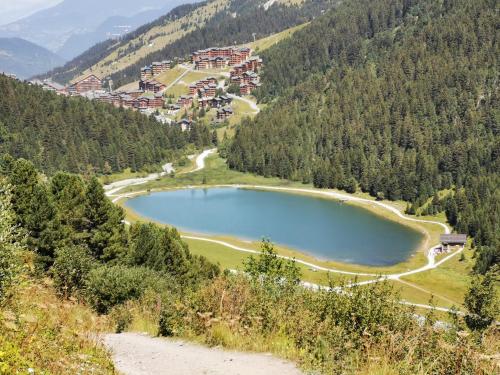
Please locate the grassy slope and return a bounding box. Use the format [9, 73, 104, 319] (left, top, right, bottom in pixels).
[112, 152, 471, 309]
[0, 276, 113, 374]
[248, 22, 309, 52]
[73, 0, 230, 83]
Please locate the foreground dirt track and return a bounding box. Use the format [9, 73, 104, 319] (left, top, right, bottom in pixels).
[105, 332, 303, 375]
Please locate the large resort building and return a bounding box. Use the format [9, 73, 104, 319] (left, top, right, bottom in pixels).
[68, 74, 103, 95]
[192, 47, 253, 70]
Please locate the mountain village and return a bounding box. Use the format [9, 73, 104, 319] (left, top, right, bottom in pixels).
[30, 45, 263, 131]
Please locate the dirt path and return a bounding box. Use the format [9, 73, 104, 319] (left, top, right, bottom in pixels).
[104, 149, 215, 200]
[105, 333, 303, 375]
[190, 148, 216, 173]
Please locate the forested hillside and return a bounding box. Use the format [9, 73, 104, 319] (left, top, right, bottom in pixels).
[228, 0, 499, 265]
[40, 0, 338, 87]
[0, 75, 211, 174]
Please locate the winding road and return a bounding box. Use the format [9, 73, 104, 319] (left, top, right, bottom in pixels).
[104, 149, 216, 200]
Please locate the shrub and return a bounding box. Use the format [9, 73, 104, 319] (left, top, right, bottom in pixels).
[85, 265, 170, 314]
[51, 245, 96, 298]
[110, 304, 133, 333]
[158, 301, 183, 337]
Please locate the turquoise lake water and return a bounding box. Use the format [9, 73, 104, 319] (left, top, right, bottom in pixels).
[125, 187, 423, 266]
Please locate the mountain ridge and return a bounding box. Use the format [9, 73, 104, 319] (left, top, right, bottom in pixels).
[0, 0, 199, 60]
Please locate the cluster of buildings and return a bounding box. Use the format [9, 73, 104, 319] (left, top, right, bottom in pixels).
[29, 43, 265, 127]
[32, 74, 167, 111]
[188, 77, 218, 98]
[91, 90, 165, 110]
[191, 47, 251, 70]
[230, 57, 263, 96]
[182, 76, 234, 121]
[140, 60, 172, 80]
[30, 74, 104, 96]
[137, 60, 172, 96]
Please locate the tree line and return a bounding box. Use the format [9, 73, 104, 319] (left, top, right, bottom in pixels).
[0, 75, 211, 175]
[0, 156, 219, 299]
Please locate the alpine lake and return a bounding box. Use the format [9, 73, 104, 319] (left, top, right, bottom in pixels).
[125, 187, 423, 266]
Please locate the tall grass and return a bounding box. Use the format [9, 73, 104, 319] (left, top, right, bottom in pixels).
[0, 277, 114, 374]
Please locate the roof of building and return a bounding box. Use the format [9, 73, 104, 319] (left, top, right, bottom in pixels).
[440, 234, 467, 244]
[43, 80, 66, 91]
[71, 74, 102, 86]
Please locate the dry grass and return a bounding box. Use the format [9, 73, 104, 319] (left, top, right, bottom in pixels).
[74, 0, 230, 82]
[0, 276, 114, 374]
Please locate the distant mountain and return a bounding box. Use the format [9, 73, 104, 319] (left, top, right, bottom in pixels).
[56, 9, 177, 60]
[0, 38, 64, 79]
[0, 0, 198, 60]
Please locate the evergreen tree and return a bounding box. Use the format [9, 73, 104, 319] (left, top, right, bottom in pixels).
[464, 266, 499, 332]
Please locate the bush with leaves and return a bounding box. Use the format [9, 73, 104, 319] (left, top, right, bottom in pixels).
[51, 245, 96, 298]
[244, 239, 301, 287]
[464, 265, 499, 332]
[85, 265, 172, 314]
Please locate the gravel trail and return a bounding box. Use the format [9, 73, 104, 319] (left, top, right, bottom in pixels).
[105, 333, 303, 375]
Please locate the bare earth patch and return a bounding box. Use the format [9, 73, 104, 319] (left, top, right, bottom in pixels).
[105, 332, 303, 375]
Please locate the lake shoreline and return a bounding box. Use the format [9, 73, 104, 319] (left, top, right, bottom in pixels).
[115, 184, 449, 275]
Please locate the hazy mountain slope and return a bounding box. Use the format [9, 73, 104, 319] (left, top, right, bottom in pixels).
[37, 1, 211, 84]
[42, 0, 337, 86]
[55, 7, 186, 60]
[0, 0, 198, 59]
[0, 38, 64, 79]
